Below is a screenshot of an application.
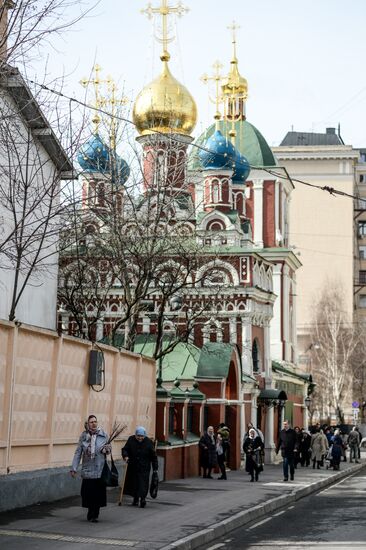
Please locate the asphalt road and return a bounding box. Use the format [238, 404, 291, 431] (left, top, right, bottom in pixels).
[200, 470, 366, 550]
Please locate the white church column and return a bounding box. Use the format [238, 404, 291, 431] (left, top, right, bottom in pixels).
[264, 321, 271, 380]
[241, 318, 252, 374]
[271, 263, 282, 360]
[253, 179, 264, 248]
[229, 317, 237, 344]
[265, 406, 275, 462]
[283, 264, 290, 360]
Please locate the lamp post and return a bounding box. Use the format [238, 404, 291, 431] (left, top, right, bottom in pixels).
[304, 395, 312, 430]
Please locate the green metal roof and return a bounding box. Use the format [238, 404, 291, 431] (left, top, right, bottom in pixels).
[197, 342, 238, 378]
[272, 361, 312, 383]
[189, 120, 277, 171]
[102, 334, 201, 383]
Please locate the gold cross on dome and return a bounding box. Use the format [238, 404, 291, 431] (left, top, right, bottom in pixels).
[106, 80, 129, 150]
[80, 64, 113, 133]
[227, 20, 241, 59]
[141, 0, 189, 61]
[201, 60, 224, 126]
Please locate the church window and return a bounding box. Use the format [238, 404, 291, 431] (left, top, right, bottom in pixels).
[359, 221, 366, 237]
[207, 220, 224, 231]
[211, 179, 221, 203]
[205, 238, 211, 245]
[252, 339, 260, 373]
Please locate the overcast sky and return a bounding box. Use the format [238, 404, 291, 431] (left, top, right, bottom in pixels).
[36, 0, 366, 148]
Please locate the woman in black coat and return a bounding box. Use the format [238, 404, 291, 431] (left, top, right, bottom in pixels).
[122, 426, 158, 508]
[243, 428, 264, 481]
[199, 426, 217, 478]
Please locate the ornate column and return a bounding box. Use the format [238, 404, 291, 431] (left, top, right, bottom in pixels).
[241, 317, 252, 374]
[253, 179, 264, 248]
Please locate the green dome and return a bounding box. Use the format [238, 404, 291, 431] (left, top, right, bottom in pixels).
[189, 120, 277, 171]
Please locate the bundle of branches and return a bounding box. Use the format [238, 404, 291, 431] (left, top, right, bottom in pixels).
[107, 420, 127, 444]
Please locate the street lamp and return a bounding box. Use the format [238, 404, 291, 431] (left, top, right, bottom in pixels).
[304, 396, 312, 409]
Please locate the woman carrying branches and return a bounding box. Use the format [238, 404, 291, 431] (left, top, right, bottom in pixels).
[70, 414, 111, 523]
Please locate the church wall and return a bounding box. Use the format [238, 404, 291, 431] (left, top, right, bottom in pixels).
[263, 181, 276, 247]
[245, 182, 254, 232]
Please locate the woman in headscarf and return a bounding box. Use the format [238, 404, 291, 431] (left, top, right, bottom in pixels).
[70, 414, 111, 522]
[122, 426, 158, 508]
[243, 428, 264, 481]
[199, 426, 217, 479]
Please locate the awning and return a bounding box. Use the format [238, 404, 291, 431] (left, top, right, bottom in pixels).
[258, 389, 287, 401]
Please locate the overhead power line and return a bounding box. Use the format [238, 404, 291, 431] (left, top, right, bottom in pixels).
[28, 78, 362, 202]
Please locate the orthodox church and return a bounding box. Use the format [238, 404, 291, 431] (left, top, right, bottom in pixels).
[59, 2, 312, 479]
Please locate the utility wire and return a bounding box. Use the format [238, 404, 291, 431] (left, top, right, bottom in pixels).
[28, 78, 363, 203]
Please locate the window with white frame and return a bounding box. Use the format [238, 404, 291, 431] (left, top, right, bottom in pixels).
[359, 246, 366, 259]
[359, 221, 366, 236]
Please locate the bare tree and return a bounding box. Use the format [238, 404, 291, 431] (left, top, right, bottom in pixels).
[58, 126, 226, 357]
[310, 283, 359, 424]
[0, 0, 97, 69]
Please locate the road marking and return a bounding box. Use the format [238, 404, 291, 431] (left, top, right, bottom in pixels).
[0, 529, 136, 546]
[287, 505, 295, 509]
[247, 517, 273, 530]
[206, 544, 225, 550]
[272, 510, 285, 517]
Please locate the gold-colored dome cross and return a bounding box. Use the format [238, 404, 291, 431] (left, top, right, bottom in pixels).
[106, 81, 129, 150]
[141, 0, 189, 62]
[80, 64, 112, 133]
[201, 60, 224, 129]
[227, 21, 241, 61]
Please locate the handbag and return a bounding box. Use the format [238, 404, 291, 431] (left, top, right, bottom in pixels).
[101, 454, 119, 487]
[149, 470, 159, 499]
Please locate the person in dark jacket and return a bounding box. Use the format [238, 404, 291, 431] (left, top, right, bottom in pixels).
[330, 429, 343, 470]
[122, 426, 158, 508]
[199, 426, 217, 478]
[276, 419, 298, 481]
[243, 428, 264, 481]
[299, 429, 311, 467]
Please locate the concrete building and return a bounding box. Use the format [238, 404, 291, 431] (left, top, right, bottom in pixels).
[273, 129, 361, 422]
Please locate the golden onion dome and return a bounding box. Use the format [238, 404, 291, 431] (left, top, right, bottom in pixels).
[221, 58, 248, 98]
[133, 61, 197, 137]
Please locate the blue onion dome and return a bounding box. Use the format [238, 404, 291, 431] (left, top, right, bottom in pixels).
[77, 133, 110, 172]
[113, 155, 130, 186]
[232, 150, 250, 183]
[199, 129, 236, 170]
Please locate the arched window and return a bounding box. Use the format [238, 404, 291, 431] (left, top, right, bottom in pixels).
[252, 339, 260, 373]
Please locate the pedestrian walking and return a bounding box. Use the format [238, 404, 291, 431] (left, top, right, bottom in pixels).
[217, 422, 231, 468]
[121, 426, 158, 508]
[299, 429, 311, 467]
[310, 428, 328, 469]
[348, 426, 361, 463]
[70, 414, 111, 523]
[216, 433, 227, 479]
[276, 419, 298, 481]
[329, 428, 343, 470]
[199, 426, 217, 479]
[243, 428, 264, 481]
[294, 426, 302, 468]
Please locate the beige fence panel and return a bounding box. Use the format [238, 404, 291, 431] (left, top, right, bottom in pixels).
[0, 321, 156, 474]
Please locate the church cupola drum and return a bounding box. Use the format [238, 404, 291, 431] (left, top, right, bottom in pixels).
[134, 1, 197, 194]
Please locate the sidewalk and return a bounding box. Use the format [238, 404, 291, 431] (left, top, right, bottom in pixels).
[0, 461, 364, 550]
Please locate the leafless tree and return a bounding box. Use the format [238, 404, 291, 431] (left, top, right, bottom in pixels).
[0, 0, 97, 69]
[310, 283, 359, 424]
[58, 125, 226, 357]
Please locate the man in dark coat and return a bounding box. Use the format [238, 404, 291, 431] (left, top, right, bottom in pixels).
[276, 419, 298, 482]
[122, 426, 158, 508]
[199, 426, 217, 478]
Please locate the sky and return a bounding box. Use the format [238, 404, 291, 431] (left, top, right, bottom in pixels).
[31, 0, 366, 148]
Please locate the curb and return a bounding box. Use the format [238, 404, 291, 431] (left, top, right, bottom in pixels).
[160, 463, 365, 550]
